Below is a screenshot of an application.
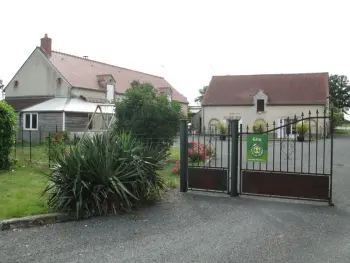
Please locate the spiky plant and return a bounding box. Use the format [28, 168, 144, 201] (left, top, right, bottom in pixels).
[43, 131, 168, 219]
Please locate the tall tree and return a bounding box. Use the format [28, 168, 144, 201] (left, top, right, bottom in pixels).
[329, 74, 350, 113]
[114, 81, 185, 150]
[195, 86, 208, 104]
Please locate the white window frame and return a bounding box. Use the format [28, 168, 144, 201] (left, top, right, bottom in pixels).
[23, 113, 38, 130]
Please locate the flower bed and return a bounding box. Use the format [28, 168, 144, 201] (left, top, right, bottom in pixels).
[188, 142, 215, 163]
[44, 132, 70, 158]
[171, 142, 216, 175]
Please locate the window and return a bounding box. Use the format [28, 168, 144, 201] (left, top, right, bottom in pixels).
[257, 99, 265, 112]
[167, 94, 172, 102]
[284, 118, 296, 135]
[23, 113, 38, 130]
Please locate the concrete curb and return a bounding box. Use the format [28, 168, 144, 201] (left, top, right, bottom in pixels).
[0, 213, 73, 231]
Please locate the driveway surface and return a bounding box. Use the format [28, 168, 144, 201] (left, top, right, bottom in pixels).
[1, 136, 350, 263]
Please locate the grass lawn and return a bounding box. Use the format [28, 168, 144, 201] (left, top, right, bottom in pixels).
[0, 145, 180, 220]
[334, 129, 350, 135]
[13, 144, 51, 167]
[0, 165, 48, 220]
[159, 147, 180, 188]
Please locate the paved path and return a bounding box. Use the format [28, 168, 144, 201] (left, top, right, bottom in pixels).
[1, 137, 350, 263]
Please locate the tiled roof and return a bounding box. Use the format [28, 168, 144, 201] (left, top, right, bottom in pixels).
[203, 73, 329, 106]
[49, 51, 188, 104]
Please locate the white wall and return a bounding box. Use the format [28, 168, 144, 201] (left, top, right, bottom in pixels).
[181, 103, 188, 116]
[203, 104, 327, 133]
[106, 84, 114, 102]
[5, 48, 71, 98]
[71, 88, 106, 101]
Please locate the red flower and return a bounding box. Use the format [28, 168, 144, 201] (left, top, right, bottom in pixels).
[175, 160, 180, 165]
[188, 150, 193, 157]
[173, 167, 179, 173]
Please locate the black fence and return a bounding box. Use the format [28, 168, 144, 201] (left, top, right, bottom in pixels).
[187, 128, 231, 169]
[239, 113, 332, 175]
[11, 128, 181, 168]
[12, 128, 76, 168]
[180, 110, 335, 204]
[238, 111, 334, 204]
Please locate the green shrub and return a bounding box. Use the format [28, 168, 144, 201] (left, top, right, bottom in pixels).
[216, 121, 228, 134]
[114, 81, 184, 151]
[0, 101, 17, 170]
[296, 121, 310, 135]
[331, 107, 344, 131]
[253, 120, 265, 133]
[43, 131, 168, 219]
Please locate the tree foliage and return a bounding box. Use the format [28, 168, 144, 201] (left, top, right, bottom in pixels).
[331, 107, 345, 130]
[194, 85, 208, 104]
[329, 74, 350, 113]
[0, 101, 17, 170]
[114, 81, 184, 150]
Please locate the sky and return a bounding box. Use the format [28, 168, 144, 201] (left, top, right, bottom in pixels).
[1, 0, 350, 110]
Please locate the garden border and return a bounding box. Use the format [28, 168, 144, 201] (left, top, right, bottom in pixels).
[0, 213, 72, 231]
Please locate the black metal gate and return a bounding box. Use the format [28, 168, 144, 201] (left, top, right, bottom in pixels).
[238, 110, 334, 205]
[179, 109, 334, 205]
[180, 123, 231, 194]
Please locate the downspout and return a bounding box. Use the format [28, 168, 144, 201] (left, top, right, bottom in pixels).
[62, 112, 66, 131]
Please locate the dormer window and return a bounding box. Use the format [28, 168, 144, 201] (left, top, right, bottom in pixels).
[257, 99, 265, 112]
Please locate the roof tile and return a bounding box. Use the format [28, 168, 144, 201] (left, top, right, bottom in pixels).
[203, 73, 329, 106]
[49, 51, 188, 104]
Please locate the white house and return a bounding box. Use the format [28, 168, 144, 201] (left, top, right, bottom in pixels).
[3, 34, 189, 143]
[202, 73, 329, 138]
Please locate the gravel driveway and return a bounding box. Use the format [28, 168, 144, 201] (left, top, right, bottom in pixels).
[1, 136, 350, 263]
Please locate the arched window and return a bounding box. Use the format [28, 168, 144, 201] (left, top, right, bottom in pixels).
[208, 118, 219, 134]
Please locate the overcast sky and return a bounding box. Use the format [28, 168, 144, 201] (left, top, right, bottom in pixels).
[1, 0, 349, 107]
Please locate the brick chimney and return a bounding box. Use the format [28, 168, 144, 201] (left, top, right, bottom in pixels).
[40, 34, 52, 57]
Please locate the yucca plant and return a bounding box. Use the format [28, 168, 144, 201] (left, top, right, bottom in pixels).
[43, 131, 168, 219]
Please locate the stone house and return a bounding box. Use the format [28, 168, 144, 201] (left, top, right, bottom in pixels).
[4, 34, 188, 142]
[202, 73, 329, 138]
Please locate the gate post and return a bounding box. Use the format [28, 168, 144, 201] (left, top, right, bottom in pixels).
[179, 120, 188, 192]
[229, 119, 239, 197]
